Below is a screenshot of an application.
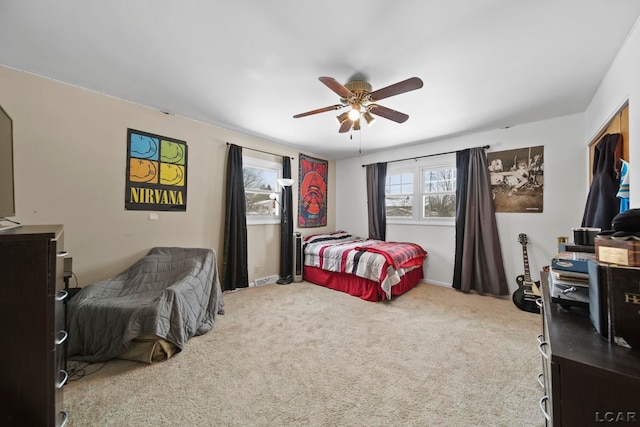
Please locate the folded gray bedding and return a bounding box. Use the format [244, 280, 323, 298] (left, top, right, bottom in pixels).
[67, 247, 225, 363]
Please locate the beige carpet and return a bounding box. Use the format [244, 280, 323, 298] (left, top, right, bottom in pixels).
[63, 282, 545, 426]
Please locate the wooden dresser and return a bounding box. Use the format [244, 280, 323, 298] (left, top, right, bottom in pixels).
[0, 225, 68, 426]
[539, 273, 640, 426]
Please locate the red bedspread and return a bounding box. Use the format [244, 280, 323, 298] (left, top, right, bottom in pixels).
[303, 231, 427, 299]
[354, 241, 426, 269]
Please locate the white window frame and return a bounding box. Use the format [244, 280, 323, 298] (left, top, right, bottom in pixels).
[385, 169, 415, 220]
[386, 153, 456, 227]
[243, 156, 283, 225]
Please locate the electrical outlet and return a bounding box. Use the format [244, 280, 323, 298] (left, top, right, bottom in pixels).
[254, 265, 259, 274]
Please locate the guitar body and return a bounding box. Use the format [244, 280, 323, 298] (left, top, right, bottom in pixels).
[512, 274, 540, 313]
[512, 234, 541, 314]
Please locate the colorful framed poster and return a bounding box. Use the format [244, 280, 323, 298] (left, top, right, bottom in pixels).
[486, 145, 544, 213]
[298, 153, 327, 228]
[125, 128, 187, 211]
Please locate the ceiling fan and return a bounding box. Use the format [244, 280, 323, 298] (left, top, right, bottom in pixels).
[293, 76, 423, 133]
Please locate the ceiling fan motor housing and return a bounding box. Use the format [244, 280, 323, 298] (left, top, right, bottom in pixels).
[342, 80, 372, 104]
[344, 80, 372, 94]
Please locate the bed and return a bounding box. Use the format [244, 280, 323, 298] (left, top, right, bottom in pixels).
[66, 247, 225, 363]
[303, 231, 427, 302]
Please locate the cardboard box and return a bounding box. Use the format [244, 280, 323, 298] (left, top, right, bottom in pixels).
[595, 236, 640, 267]
[606, 265, 640, 349]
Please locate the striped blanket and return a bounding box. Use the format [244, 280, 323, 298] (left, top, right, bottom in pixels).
[303, 232, 427, 299]
[354, 241, 426, 269]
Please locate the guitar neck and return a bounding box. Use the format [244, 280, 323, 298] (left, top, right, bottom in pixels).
[522, 246, 532, 282]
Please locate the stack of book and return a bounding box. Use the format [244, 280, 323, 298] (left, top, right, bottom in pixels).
[549, 251, 595, 308]
[549, 268, 590, 307]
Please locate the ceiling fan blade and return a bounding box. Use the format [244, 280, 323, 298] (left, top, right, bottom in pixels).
[338, 119, 352, 133]
[319, 77, 354, 99]
[293, 104, 343, 118]
[369, 105, 409, 123]
[369, 77, 423, 101]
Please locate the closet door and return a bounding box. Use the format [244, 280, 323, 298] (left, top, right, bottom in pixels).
[589, 104, 628, 182]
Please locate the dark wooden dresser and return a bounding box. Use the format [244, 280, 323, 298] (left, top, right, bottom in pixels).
[539, 273, 640, 426]
[0, 225, 69, 426]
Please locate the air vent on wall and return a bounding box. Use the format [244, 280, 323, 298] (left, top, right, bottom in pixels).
[253, 275, 279, 287]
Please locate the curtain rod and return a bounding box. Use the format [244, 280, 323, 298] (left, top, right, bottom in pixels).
[226, 142, 294, 159]
[361, 145, 490, 167]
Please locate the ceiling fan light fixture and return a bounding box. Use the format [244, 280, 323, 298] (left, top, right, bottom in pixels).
[348, 106, 360, 121]
[353, 119, 361, 131]
[336, 111, 349, 124]
[363, 111, 375, 126]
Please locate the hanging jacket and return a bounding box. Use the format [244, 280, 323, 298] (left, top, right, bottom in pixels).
[581, 133, 621, 230]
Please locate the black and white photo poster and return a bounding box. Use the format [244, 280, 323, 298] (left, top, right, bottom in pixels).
[486, 146, 543, 213]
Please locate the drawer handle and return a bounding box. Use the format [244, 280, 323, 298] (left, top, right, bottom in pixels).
[537, 372, 544, 389]
[57, 251, 69, 258]
[56, 290, 68, 301]
[55, 330, 68, 345]
[538, 341, 549, 360]
[59, 410, 69, 427]
[539, 395, 551, 421]
[56, 369, 68, 388]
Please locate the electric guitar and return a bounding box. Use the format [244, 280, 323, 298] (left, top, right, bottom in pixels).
[512, 233, 541, 313]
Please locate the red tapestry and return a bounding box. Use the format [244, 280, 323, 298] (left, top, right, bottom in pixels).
[298, 153, 327, 228]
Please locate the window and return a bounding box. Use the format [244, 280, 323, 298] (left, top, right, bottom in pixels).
[385, 172, 413, 218]
[385, 154, 456, 225]
[243, 156, 282, 224]
[422, 168, 456, 218]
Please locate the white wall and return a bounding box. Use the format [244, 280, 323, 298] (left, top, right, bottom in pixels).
[585, 18, 640, 207]
[337, 113, 587, 292]
[0, 66, 336, 286]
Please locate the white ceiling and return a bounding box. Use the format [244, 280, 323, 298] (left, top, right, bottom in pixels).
[1, 1, 640, 160]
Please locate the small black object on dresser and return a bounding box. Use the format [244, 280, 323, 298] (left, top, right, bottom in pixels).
[0, 225, 68, 426]
[538, 273, 640, 426]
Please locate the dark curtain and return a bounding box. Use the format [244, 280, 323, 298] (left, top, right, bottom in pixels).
[277, 157, 293, 284]
[222, 144, 249, 291]
[453, 151, 470, 288]
[452, 148, 508, 296]
[582, 133, 621, 230]
[366, 162, 387, 241]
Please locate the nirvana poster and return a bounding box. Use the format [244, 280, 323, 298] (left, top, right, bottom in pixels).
[298, 153, 327, 228]
[486, 145, 543, 213]
[125, 128, 188, 211]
